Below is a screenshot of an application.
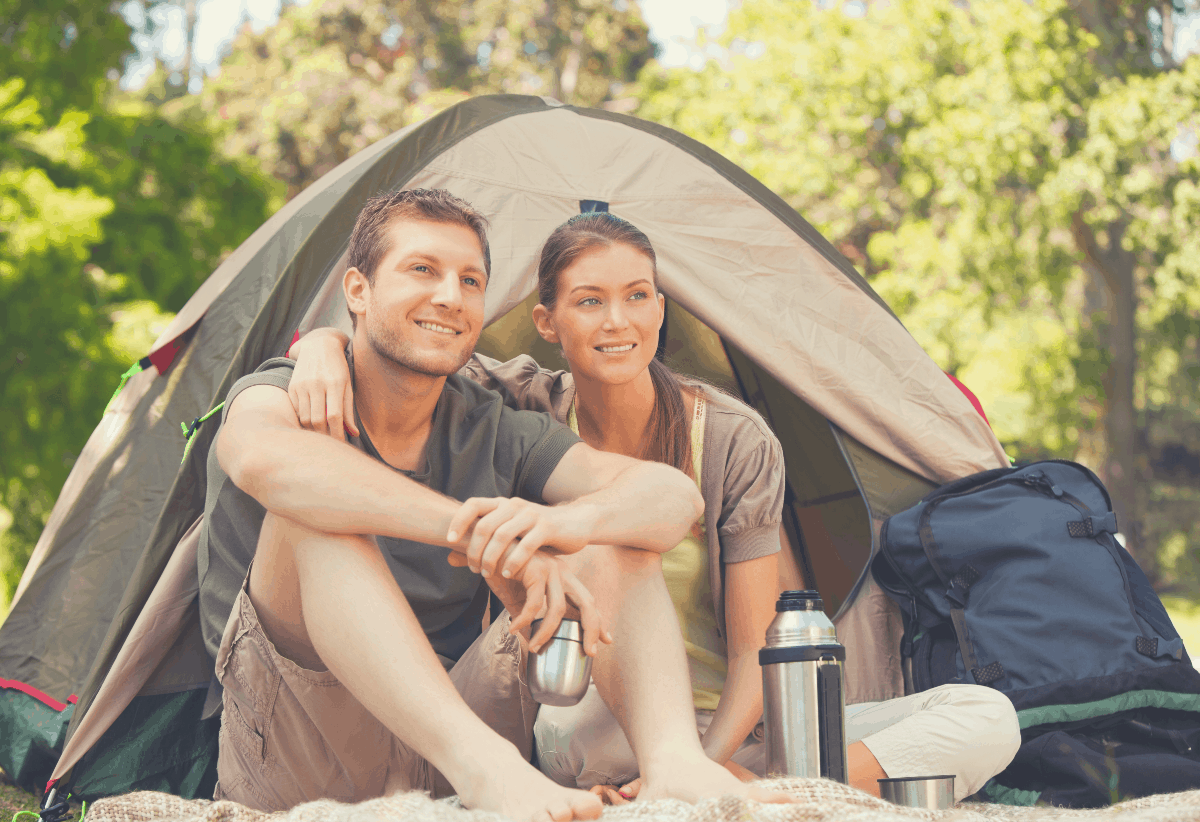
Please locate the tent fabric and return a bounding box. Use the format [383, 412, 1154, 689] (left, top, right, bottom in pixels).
[0, 691, 74, 791]
[51, 516, 208, 782]
[0, 94, 1008, 799]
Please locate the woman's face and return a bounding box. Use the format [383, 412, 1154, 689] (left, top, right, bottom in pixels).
[534, 243, 664, 387]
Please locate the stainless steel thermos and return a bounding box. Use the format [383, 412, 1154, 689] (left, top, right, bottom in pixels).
[760, 590, 848, 781]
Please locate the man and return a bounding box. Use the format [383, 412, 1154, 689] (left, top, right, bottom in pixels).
[197, 189, 791, 822]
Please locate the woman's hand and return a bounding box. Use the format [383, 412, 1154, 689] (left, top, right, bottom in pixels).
[288, 328, 357, 440]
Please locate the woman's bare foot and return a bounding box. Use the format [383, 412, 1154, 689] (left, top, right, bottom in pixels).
[589, 784, 630, 805]
[638, 752, 796, 805]
[452, 744, 603, 822]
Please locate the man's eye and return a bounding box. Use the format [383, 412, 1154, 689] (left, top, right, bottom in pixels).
[414, 264, 430, 273]
[463, 276, 480, 287]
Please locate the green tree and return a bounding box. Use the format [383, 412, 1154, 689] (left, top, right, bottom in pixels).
[637, 0, 1200, 581]
[0, 76, 119, 604]
[199, 0, 656, 197]
[0, 0, 280, 611]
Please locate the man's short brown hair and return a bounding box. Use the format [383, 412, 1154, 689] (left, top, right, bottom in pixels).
[347, 188, 491, 284]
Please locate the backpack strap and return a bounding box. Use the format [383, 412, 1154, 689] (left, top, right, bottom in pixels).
[944, 564, 1008, 687]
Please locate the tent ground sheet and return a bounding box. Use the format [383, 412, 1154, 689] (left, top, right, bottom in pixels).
[87, 779, 1200, 822]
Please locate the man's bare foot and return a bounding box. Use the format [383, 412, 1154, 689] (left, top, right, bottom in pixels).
[453, 745, 603, 822]
[638, 752, 796, 805]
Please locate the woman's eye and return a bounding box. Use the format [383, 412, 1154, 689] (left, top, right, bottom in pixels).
[629, 291, 648, 301]
[414, 264, 430, 273]
[578, 297, 601, 306]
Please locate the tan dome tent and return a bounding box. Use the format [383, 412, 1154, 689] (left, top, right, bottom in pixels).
[0, 94, 1007, 805]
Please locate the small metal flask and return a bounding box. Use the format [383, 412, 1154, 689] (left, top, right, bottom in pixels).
[879, 775, 956, 809]
[759, 590, 848, 781]
[527, 619, 592, 706]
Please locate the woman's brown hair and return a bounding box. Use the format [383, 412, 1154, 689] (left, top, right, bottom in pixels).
[536, 212, 694, 478]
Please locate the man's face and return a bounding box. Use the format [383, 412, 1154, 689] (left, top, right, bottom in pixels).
[350, 218, 488, 377]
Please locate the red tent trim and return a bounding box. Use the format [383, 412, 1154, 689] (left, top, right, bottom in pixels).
[946, 372, 991, 427]
[0, 678, 77, 712]
[146, 334, 186, 375]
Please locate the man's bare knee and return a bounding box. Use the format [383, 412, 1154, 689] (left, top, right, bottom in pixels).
[250, 514, 328, 670]
[600, 544, 663, 576]
[563, 544, 662, 588]
[251, 517, 388, 667]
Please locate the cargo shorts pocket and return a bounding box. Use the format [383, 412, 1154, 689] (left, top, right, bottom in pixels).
[220, 622, 283, 768]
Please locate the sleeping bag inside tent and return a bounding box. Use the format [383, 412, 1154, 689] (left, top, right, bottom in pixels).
[0, 94, 1007, 801]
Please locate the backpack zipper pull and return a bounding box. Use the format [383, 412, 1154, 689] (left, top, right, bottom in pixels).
[1024, 472, 1063, 498]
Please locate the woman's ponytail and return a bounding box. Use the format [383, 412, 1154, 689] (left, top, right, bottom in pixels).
[646, 357, 694, 478]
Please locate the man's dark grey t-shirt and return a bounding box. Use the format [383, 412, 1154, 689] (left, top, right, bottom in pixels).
[197, 355, 581, 664]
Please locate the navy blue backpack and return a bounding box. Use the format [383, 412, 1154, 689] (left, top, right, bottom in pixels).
[872, 460, 1200, 806]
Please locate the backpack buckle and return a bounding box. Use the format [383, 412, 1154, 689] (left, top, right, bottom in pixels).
[946, 565, 981, 607]
[1066, 512, 1118, 538]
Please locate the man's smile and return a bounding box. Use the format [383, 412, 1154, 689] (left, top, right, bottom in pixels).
[416, 321, 462, 335]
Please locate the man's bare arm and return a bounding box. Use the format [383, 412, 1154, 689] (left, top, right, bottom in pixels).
[218, 383, 464, 546]
[541, 443, 703, 551]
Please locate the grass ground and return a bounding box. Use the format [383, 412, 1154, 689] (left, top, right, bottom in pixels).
[0, 775, 40, 822]
[0, 771, 81, 822]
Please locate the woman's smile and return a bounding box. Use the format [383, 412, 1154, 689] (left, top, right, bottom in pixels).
[595, 342, 637, 354]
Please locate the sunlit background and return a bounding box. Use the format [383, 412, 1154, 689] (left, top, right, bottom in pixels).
[119, 0, 740, 90]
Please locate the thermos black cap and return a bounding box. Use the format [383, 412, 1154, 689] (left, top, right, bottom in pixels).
[777, 590, 824, 611]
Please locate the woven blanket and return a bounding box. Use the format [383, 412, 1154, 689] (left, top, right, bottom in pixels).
[86, 780, 1200, 822]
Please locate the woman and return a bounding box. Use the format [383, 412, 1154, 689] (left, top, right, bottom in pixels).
[288, 212, 1020, 803]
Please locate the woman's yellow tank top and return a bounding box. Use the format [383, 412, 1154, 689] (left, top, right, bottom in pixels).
[567, 393, 726, 710]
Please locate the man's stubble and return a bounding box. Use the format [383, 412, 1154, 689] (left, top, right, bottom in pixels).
[363, 306, 478, 378]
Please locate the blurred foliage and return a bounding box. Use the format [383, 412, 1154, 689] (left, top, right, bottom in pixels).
[636, 0, 1200, 580]
[0, 0, 280, 611]
[195, 0, 655, 198]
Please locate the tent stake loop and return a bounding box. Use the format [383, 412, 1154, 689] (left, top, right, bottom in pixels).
[38, 787, 73, 822]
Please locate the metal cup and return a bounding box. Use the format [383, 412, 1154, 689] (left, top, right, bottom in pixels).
[878, 775, 956, 810]
[527, 619, 592, 706]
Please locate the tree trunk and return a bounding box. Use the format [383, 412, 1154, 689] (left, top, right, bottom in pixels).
[1066, 0, 1159, 73]
[1073, 214, 1155, 582]
[184, 0, 197, 89]
[1161, 3, 1176, 68]
[554, 30, 583, 104]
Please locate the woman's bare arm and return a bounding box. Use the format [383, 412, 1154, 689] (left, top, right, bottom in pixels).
[700, 552, 779, 766]
[287, 326, 356, 438]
